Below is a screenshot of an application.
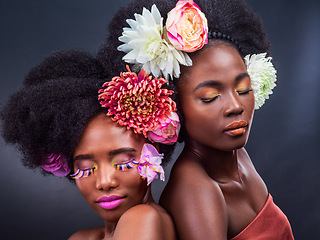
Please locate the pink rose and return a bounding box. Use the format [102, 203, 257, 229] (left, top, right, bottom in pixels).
[165, 0, 208, 53]
[148, 112, 180, 144]
[41, 153, 70, 177]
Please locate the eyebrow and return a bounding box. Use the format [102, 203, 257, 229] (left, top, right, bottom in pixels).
[194, 72, 250, 92]
[73, 154, 94, 162]
[194, 80, 220, 92]
[73, 148, 137, 162]
[235, 72, 250, 82]
[109, 147, 137, 157]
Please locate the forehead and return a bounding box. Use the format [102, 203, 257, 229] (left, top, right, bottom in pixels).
[180, 44, 247, 88]
[76, 113, 146, 152]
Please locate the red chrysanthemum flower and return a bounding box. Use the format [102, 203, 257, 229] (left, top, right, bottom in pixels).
[98, 66, 177, 137]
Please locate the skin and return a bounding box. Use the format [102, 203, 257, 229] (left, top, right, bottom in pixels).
[68, 113, 176, 240]
[160, 42, 268, 240]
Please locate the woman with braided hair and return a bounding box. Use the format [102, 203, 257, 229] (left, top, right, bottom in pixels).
[99, 0, 294, 239]
[0, 49, 177, 239]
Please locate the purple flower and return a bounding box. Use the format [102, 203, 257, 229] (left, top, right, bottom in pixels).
[41, 153, 70, 177]
[138, 144, 165, 185]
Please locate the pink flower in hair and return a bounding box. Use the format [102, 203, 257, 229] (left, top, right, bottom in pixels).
[165, 0, 208, 52]
[137, 144, 165, 185]
[98, 66, 177, 138]
[148, 112, 180, 144]
[41, 153, 70, 177]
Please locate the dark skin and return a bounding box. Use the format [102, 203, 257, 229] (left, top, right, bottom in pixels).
[68, 113, 176, 240]
[160, 42, 268, 240]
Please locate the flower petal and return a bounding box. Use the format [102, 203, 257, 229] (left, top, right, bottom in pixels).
[137, 144, 165, 185]
[117, 4, 193, 80]
[245, 53, 277, 109]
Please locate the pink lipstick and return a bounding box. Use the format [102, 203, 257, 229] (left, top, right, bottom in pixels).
[224, 120, 248, 136]
[97, 195, 124, 210]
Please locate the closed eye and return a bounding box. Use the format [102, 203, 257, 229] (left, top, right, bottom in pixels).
[200, 95, 220, 103]
[114, 160, 139, 171]
[237, 88, 252, 95]
[70, 167, 96, 179]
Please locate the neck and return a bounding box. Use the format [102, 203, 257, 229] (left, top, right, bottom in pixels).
[102, 222, 116, 240]
[184, 137, 243, 183]
[143, 185, 156, 206]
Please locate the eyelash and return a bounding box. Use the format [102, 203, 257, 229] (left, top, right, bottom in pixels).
[114, 160, 139, 171]
[71, 167, 96, 179]
[237, 88, 253, 95]
[71, 159, 139, 179]
[200, 95, 219, 103]
[201, 88, 252, 103]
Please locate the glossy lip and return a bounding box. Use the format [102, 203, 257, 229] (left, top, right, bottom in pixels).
[97, 195, 125, 210]
[224, 120, 248, 137]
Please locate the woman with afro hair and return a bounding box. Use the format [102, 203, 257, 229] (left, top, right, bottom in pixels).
[0, 49, 178, 239]
[98, 0, 295, 239]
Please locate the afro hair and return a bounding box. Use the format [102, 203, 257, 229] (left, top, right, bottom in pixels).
[1, 47, 177, 178]
[97, 0, 272, 143]
[1, 50, 108, 175]
[98, 0, 271, 74]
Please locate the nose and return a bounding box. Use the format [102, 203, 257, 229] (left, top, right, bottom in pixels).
[95, 164, 119, 191]
[223, 92, 244, 117]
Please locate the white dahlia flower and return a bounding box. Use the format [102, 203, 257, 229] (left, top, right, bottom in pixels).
[117, 4, 192, 80]
[245, 53, 277, 109]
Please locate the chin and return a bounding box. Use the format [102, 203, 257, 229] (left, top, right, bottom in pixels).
[97, 210, 122, 223]
[229, 143, 246, 151]
[233, 140, 248, 150]
[219, 137, 248, 151]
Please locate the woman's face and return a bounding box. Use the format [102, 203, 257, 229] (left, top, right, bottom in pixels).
[178, 43, 255, 151]
[73, 113, 148, 223]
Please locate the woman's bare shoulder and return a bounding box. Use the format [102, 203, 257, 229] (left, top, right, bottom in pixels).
[120, 204, 163, 223]
[68, 226, 104, 240]
[113, 204, 176, 240]
[162, 152, 222, 200]
[160, 153, 228, 239]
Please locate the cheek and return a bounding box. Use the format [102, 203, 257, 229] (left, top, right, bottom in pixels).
[75, 179, 95, 202]
[124, 170, 147, 194]
[116, 168, 147, 200]
[180, 94, 200, 122]
[244, 94, 255, 120]
[181, 96, 219, 133]
[183, 106, 221, 145]
[121, 172, 148, 206]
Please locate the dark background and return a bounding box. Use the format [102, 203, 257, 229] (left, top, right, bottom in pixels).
[0, 0, 319, 239]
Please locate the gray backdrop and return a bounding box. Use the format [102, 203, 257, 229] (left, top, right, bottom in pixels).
[0, 0, 319, 239]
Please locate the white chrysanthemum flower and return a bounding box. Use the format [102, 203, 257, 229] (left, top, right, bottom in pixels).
[117, 4, 192, 80]
[245, 53, 277, 109]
